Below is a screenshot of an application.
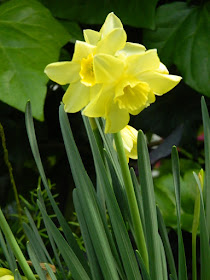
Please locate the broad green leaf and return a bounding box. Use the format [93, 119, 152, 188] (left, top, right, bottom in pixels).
[154, 159, 201, 232]
[143, 2, 210, 96]
[40, 0, 158, 28]
[0, 0, 70, 120]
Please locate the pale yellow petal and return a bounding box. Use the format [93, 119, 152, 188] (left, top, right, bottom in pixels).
[138, 72, 182, 95]
[94, 54, 124, 83]
[126, 49, 160, 77]
[96, 28, 126, 55]
[0, 276, 14, 280]
[83, 29, 101, 45]
[157, 62, 169, 74]
[100, 12, 123, 38]
[44, 61, 80, 85]
[117, 42, 146, 57]
[83, 85, 113, 117]
[105, 102, 130, 133]
[63, 82, 90, 113]
[72, 41, 96, 62]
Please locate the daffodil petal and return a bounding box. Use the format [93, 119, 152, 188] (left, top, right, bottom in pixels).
[72, 41, 96, 62]
[94, 54, 124, 83]
[0, 269, 13, 277]
[44, 62, 80, 85]
[83, 29, 101, 45]
[138, 72, 182, 95]
[117, 42, 146, 57]
[126, 49, 160, 76]
[96, 28, 127, 55]
[157, 62, 169, 74]
[0, 276, 14, 280]
[83, 85, 113, 117]
[105, 102, 130, 133]
[63, 82, 90, 113]
[100, 12, 123, 38]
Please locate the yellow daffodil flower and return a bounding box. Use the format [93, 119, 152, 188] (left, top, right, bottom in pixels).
[45, 12, 182, 134]
[83, 48, 182, 133]
[44, 12, 126, 113]
[0, 268, 14, 280]
[114, 125, 138, 162]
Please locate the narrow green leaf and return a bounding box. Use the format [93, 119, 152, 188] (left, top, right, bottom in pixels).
[201, 96, 210, 237]
[59, 105, 120, 280]
[0, 209, 36, 280]
[44, 263, 57, 280]
[159, 235, 168, 280]
[137, 130, 163, 279]
[83, 115, 142, 280]
[136, 251, 151, 280]
[193, 172, 210, 280]
[171, 147, 188, 280]
[24, 208, 52, 263]
[73, 189, 103, 280]
[37, 200, 91, 280]
[156, 207, 177, 280]
[23, 223, 47, 263]
[27, 242, 47, 280]
[0, 230, 17, 273]
[25, 101, 89, 273]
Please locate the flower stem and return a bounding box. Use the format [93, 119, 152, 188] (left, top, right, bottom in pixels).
[0, 208, 36, 280]
[0, 123, 22, 223]
[114, 132, 149, 270]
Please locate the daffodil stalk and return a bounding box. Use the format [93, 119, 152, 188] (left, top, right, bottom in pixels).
[114, 131, 149, 270]
[0, 209, 36, 280]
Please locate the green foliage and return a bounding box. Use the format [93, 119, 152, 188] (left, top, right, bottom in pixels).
[154, 159, 201, 232]
[143, 2, 210, 96]
[0, 0, 70, 120]
[0, 98, 210, 279]
[40, 0, 158, 28]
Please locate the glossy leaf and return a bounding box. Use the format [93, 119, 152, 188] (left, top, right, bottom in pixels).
[41, 0, 158, 28]
[143, 2, 210, 96]
[0, 0, 70, 120]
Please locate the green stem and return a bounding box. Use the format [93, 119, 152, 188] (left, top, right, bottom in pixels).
[0, 209, 36, 280]
[114, 132, 149, 271]
[0, 123, 22, 223]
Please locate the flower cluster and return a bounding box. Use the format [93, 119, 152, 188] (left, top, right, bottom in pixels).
[45, 13, 181, 133]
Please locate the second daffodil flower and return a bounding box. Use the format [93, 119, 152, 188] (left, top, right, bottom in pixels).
[0, 268, 14, 280]
[114, 125, 138, 162]
[45, 12, 182, 133]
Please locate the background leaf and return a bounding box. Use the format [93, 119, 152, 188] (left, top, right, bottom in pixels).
[143, 2, 210, 96]
[0, 0, 70, 120]
[40, 0, 158, 28]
